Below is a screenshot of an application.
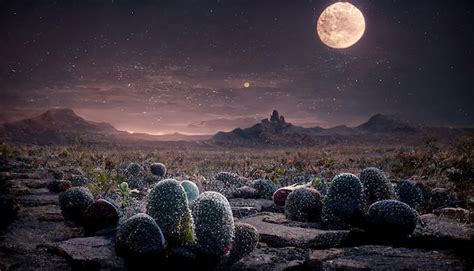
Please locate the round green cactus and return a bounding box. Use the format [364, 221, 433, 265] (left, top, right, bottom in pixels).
[228, 222, 259, 262]
[285, 187, 322, 222]
[150, 162, 167, 177]
[191, 191, 235, 256]
[126, 162, 143, 177]
[59, 186, 94, 223]
[360, 167, 395, 204]
[180, 180, 200, 203]
[146, 179, 194, 246]
[115, 213, 166, 258]
[250, 179, 278, 199]
[322, 173, 366, 228]
[396, 180, 424, 208]
[367, 200, 419, 237]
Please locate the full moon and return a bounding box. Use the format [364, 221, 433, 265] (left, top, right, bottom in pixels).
[317, 2, 365, 49]
[243, 82, 251, 88]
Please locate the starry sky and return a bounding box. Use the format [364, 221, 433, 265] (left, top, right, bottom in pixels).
[1, 0, 473, 134]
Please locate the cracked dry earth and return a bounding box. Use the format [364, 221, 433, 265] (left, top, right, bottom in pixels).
[1, 165, 473, 270]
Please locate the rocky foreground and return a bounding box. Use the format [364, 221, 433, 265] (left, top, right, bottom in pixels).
[0, 165, 473, 270]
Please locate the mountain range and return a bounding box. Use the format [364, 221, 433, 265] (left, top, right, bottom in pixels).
[0, 108, 470, 146]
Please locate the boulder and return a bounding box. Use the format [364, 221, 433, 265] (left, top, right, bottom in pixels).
[434, 207, 471, 223]
[304, 245, 466, 270]
[82, 199, 119, 236]
[239, 213, 350, 248]
[225, 247, 310, 271]
[51, 236, 125, 270]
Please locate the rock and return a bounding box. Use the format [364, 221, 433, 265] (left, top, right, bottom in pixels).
[225, 247, 310, 271]
[424, 187, 459, 211]
[239, 213, 350, 248]
[47, 180, 72, 193]
[304, 245, 466, 270]
[232, 186, 259, 199]
[51, 236, 125, 270]
[412, 214, 474, 247]
[273, 184, 308, 207]
[232, 206, 259, 219]
[83, 199, 119, 236]
[229, 198, 278, 213]
[14, 194, 59, 206]
[434, 207, 471, 223]
[150, 162, 166, 177]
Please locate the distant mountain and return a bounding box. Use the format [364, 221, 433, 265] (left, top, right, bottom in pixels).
[0, 109, 210, 145]
[211, 110, 456, 146]
[356, 113, 417, 133]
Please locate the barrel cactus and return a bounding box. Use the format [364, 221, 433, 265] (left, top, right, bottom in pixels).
[180, 180, 200, 203]
[228, 222, 259, 262]
[250, 179, 278, 199]
[215, 172, 243, 186]
[367, 200, 419, 237]
[285, 187, 322, 222]
[59, 186, 94, 223]
[146, 179, 194, 245]
[115, 213, 166, 259]
[322, 173, 366, 228]
[191, 191, 235, 256]
[396, 180, 424, 208]
[126, 162, 143, 177]
[150, 162, 167, 177]
[360, 167, 395, 204]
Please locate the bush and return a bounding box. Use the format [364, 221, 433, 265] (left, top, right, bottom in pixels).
[146, 179, 194, 245]
[322, 173, 366, 228]
[191, 191, 235, 256]
[285, 187, 322, 222]
[360, 167, 395, 204]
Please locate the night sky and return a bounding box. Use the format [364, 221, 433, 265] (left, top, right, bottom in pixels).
[1, 0, 473, 134]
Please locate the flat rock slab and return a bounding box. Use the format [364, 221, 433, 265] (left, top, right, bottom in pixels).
[226, 247, 310, 271]
[229, 198, 275, 210]
[51, 236, 125, 270]
[4, 179, 50, 189]
[239, 213, 349, 248]
[411, 214, 474, 247]
[305, 245, 466, 270]
[232, 206, 259, 219]
[12, 194, 58, 206]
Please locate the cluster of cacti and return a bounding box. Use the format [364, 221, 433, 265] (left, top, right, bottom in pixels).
[284, 187, 322, 222]
[116, 213, 166, 259]
[146, 179, 194, 245]
[250, 179, 278, 199]
[191, 191, 235, 256]
[59, 186, 94, 223]
[366, 200, 419, 237]
[322, 173, 366, 228]
[396, 180, 424, 208]
[180, 180, 200, 203]
[228, 222, 259, 262]
[360, 167, 395, 204]
[150, 162, 167, 177]
[208, 171, 248, 197]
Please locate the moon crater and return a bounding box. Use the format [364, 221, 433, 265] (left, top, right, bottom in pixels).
[317, 2, 366, 49]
